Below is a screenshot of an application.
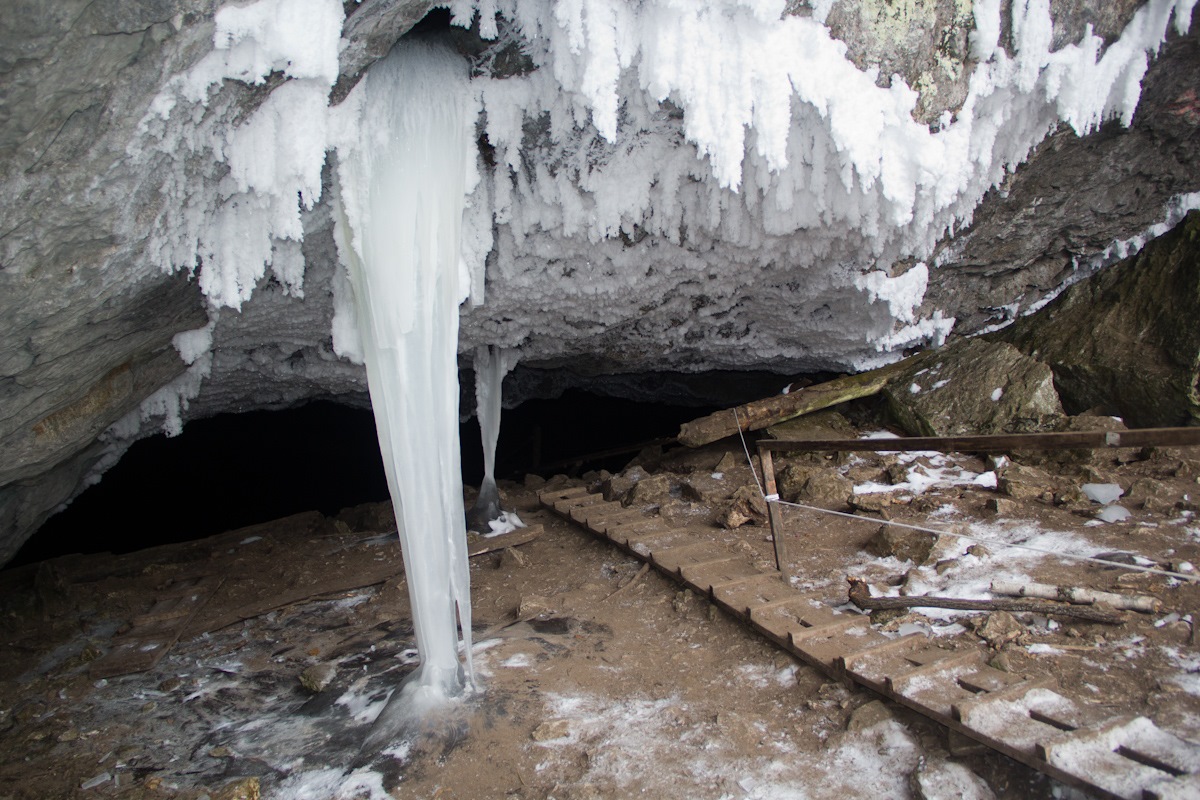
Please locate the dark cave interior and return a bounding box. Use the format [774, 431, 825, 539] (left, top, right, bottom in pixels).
[9, 386, 741, 567]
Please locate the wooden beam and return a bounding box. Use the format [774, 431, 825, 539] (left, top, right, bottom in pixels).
[760, 447, 789, 573]
[760, 426, 1200, 455]
[677, 360, 914, 448]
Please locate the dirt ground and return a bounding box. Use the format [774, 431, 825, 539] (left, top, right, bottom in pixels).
[2, 419, 1200, 800]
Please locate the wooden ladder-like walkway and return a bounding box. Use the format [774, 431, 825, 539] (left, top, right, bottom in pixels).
[541, 486, 1200, 800]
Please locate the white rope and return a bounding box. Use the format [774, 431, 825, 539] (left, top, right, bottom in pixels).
[732, 420, 1200, 584]
[732, 406, 764, 496]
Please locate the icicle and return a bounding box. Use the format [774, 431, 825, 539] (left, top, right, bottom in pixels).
[467, 345, 522, 534]
[333, 39, 475, 748]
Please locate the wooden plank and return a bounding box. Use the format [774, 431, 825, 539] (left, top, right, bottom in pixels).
[955, 664, 1029, 695]
[554, 493, 606, 515]
[890, 660, 985, 721]
[625, 528, 699, 558]
[787, 621, 888, 673]
[651, 542, 739, 575]
[570, 500, 624, 525]
[584, 509, 649, 536]
[759, 427, 1200, 455]
[748, 597, 856, 643]
[680, 561, 771, 595]
[1039, 719, 1183, 800]
[715, 576, 804, 617]
[467, 524, 544, 557]
[606, 519, 666, 548]
[886, 649, 982, 694]
[1147, 773, 1200, 800]
[1039, 716, 1200, 797]
[538, 486, 591, 506]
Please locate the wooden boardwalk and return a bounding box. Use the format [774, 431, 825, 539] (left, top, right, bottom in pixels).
[541, 485, 1200, 800]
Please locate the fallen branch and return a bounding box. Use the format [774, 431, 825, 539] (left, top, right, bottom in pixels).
[605, 563, 651, 601]
[677, 359, 915, 447]
[847, 578, 1127, 625]
[990, 579, 1162, 614]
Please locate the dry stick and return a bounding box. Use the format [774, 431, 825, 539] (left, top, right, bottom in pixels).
[990, 579, 1162, 614]
[605, 563, 651, 601]
[846, 578, 1127, 625]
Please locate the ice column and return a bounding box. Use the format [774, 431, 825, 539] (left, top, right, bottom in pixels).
[334, 40, 474, 715]
[467, 346, 518, 532]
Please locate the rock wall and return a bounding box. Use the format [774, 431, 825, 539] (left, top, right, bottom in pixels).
[1001, 211, 1200, 426]
[2, 0, 1199, 563]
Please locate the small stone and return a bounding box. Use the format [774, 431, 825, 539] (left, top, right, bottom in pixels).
[711, 451, 740, 474]
[984, 496, 1012, 515]
[522, 473, 546, 489]
[973, 611, 1027, 649]
[208, 746, 234, 758]
[532, 719, 570, 741]
[212, 776, 260, 800]
[518, 595, 554, 618]
[158, 677, 183, 693]
[846, 700, 894, 732]
[999, 464, 1055, 501]
[298, 663, 337, 693]
[935, 559, 957, 575]
[849, 493, 891, 516]
[988, 651, 1013, 672]
[719, 485, 768, 528]
[966, 544, 991, 559]
[499, 546, 529, 569]
[56, 728, 79, 742]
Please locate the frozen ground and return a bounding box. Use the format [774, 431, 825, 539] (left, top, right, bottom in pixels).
[1, 429, 1199, 799]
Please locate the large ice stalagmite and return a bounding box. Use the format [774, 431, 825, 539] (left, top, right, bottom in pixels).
[332, 39, 475, 736]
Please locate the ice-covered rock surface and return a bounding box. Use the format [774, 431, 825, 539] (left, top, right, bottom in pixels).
[2, 0, 1200, 561]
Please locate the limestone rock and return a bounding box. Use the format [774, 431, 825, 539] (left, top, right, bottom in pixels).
[531, 719, 570, 742]
[777, 464, 853, 510]
[764, 409, 856, 441]
[604, 466, 649, 503]
[846, 699, 894, 732]
[298, 663, 336, 693]
[1002, 211, 1200, 427]
[719, 485, 768, 529]
[998, 464, 1057, 502]
[971, 611, 1028, 649]
[864, 525, 937, 564]
[911, 760, 997, 800]
[623, 474, 677, 508]
[884, 339, 1064, 438]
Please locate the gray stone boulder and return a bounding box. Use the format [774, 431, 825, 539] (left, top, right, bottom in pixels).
[1001, 211, 1200, 427]
[884, 339, 1065, 437]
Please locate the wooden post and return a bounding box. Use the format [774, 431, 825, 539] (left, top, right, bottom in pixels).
[758, 444, 789, 574]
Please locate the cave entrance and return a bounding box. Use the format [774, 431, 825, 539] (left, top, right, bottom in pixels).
[8, 385, 755, 568]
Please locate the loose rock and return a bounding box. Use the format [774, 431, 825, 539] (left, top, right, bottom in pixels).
[846, 699, 894, 732]
[864, 525, 937, 564]
[298, 663, 337, 693]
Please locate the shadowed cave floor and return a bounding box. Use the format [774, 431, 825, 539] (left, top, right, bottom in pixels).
[2, 437, 1199, 799]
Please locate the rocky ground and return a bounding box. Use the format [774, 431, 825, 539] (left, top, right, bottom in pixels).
[2, 409, 1199, 800]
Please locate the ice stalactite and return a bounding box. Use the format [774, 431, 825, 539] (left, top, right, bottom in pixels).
[331, 40, 476, 740]
[467, 346, 523, 534]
